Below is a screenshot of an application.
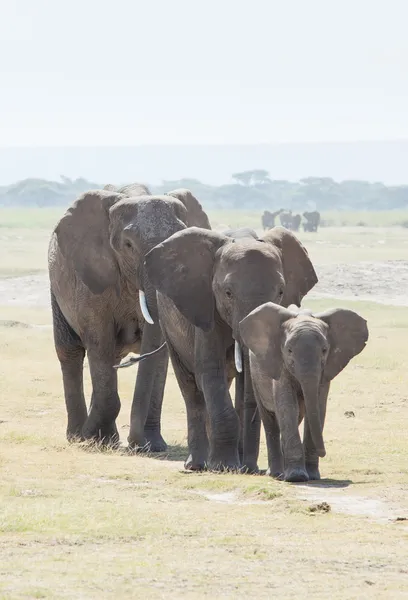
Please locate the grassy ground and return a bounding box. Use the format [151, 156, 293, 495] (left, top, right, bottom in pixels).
[0, 210, 408, 598]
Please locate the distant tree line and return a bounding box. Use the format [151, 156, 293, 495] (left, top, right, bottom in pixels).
[1, 170, 408, 211]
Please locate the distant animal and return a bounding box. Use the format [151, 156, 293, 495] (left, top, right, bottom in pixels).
[279, 210, 301, 232]
[262, 209, 283, 230]
[303, 211, 321, 232]
[279, 210, 293, 229]
[240, 303, 368, 482]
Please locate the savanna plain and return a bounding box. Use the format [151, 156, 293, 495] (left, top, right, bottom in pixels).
[0, 208, 408, 599]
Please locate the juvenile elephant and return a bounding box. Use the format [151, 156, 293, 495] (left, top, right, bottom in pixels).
[239, 303, 368, 482]
[49, 185, 210, 448]
[144, 226, 317, 471]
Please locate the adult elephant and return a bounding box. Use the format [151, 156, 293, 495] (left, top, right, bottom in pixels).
[303, 211, 321, 232]
[261, 209, 283, 230]
[144, 226, 317, 471]
[48, 185, 210, 449]
[291, 214, 301, 232]
[279, 210, 293, 229]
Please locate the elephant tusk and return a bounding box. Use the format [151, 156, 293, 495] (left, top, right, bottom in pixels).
[234, 340, 243, 373]
[114, 342, 167, 369]
[139, 290, 154, 324]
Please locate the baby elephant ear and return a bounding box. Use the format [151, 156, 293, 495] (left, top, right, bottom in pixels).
[239, 302, 296, 380]
[316, 308, 369, 380]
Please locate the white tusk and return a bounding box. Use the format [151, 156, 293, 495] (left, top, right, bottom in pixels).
[234, 340, 243, 373]
[139, 290, 154, 324]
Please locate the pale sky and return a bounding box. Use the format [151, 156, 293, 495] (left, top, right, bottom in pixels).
[1, 0, 408, 146]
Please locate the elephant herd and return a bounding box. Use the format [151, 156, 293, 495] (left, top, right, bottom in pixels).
[49, 184, 368, 482]
[262, 209, 321, 232]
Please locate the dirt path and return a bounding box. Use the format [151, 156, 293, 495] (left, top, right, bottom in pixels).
[1, 260, 408, 309]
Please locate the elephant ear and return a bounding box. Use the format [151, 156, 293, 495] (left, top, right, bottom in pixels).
[55, 190, 122, 295]
[316, 308, 369, 380]
[144, 227, 226, 331]
[263, 226, 318, 306]
[239, 302, 296, 380]
[167, 189, 211, 229]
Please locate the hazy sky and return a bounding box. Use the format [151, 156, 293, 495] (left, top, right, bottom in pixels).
[1, 0, 407, 146]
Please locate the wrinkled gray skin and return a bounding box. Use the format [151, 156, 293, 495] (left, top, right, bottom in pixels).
[303, 211, 321, 232]
[240, 303, 368, 482]
[144, 226, 317, 471]
[262, 209, 283, 230]
[48, 184, 210, 448]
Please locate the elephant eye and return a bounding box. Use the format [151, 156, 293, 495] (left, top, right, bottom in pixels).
[278, 289, 283, 298]
[124, 240, 132, 249]
[225, 289, 233, 299]
[287, 347, 293, 354]
[322, 347, 328, 354]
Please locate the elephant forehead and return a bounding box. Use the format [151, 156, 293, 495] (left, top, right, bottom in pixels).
[218, 242, 281, 267]
[286, 316, 328, 339]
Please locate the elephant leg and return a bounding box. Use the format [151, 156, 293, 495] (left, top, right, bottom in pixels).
[200, 371, 240, 471]
[128, 322, 167, 450]
[51, 292, 87, 441]
[242, 353, 261, 473]
[168, 344, 209, 470]
[143, 349, 169, 452]
[82, 335, 120, 445]
[304, 382, 329, 480]
[257, 402, 283, 478]
[275, 383, 308, 482]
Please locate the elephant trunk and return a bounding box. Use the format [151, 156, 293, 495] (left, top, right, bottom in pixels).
[299, 375, 326, 458]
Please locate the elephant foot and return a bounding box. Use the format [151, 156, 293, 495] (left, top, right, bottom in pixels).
[240, 462, 260, 475]
[81, 419, 120, 448]
[66, 429, 85, 444]
[284, 467, 309, 483]
[306, 464, 321, 481]
[208, 450, 240, 472]
[143, 430, 167, 453]
[184, 454, 206, 471]
[266, 467, 284, 480]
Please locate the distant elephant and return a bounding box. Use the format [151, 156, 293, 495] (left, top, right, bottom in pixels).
[279, 210, 293, 229]
[303, 211, 321, 232]
[144, 226, 317, 472]
[291, 213, 301, 232]
[280, 210, 301, 232]
[49, 185, 210, 449]
[240, 303, 368, 482]
[262, 209, 283, 230]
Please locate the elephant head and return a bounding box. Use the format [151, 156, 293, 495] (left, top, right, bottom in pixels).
[54, 187, 210, 322]
[239, 303, 368, 457]
[144, 226, 318, 369]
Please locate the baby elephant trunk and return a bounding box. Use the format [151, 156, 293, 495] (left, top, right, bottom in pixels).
[300, 376, 326, 458]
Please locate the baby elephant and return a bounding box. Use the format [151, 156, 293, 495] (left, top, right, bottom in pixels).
[239, 303, 368, 482]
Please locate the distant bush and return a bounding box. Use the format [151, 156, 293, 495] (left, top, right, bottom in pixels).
[2, 170, 408, 213]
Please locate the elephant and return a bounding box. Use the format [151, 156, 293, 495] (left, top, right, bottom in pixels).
[279, 210, 293, 229]
[48, 184, 210, 449]
[239, 303, 368, 482]
[143, 226, 318, 472]
[261, 209, 283, 230]
[291, 213, 301, 232]
[303, 211, 321, 232]
[280, 210, 301, 232]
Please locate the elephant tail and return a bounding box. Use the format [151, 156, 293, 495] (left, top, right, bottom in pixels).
[114, 342, 167, 369]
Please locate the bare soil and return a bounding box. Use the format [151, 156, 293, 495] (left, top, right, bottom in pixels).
[1, 260, 408, 310]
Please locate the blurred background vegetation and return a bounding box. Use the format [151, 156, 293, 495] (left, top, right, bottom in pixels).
[1, 170, 408, 227]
